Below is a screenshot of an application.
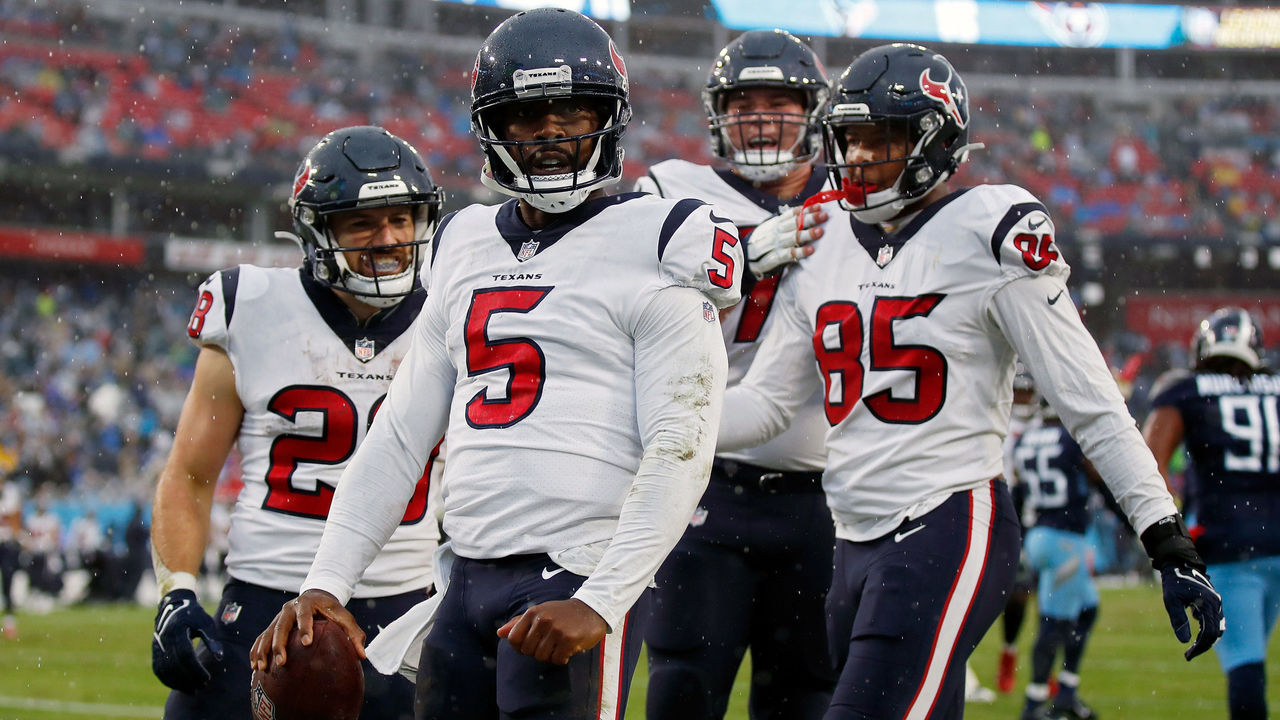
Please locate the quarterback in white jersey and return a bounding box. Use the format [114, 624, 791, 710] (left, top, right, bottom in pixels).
[636, 29, 837, 720]
[720, 44, 1223, 719]
[253, 10, 740, 720]
[150, 126, 442, 720]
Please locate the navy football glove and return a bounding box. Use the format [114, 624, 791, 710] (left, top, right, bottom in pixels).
[1141, 515, 1225, 661]
[151, 589, 224, 693]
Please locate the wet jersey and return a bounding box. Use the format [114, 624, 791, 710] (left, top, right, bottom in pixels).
[1014, 421, 1093, 534]
[1149, 370, 1280, 563]
[720, 184, 1177, 541]
[302, 192, 741, 632]
[188, 265, 437, 596]
[638, 159, 828, 471]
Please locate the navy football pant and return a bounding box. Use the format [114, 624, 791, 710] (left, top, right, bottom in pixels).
[646, 463, 835, 719]
[164, 578, 425, 720]
[824, 480, 1020, 720]
[416, 554, 648, 720]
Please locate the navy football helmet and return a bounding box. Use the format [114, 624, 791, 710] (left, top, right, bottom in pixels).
[471, 8, 631, 213]
[704, 29, 829, 183]
[823, 43, 981, 223]
[286, 126, 442, 307]
[1191, 306, 1264, 371]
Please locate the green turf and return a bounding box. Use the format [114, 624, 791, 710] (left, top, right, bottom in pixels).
[0, 585, 1274, 719]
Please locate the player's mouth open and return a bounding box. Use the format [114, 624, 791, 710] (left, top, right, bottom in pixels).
[529, 151, 574, 175]
[746, 136, 777, 149]
[365, 254, 407, 276]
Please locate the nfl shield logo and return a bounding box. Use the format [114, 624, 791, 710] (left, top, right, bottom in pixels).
[251, 682, 276, 720]
[690, 506, 709, 527]
[221, 601, 242, 625]
[876, 244, 894, 267]
[703, 301, 715, 323]
[355, 338, 376, 363]
[517, 239, 540, 262]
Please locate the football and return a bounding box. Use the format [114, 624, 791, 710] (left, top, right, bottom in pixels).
[249, 618, 364, 720]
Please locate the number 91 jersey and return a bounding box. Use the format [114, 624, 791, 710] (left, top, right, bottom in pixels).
[187, 265, 437, 596]
[767, 184, 1069, 541]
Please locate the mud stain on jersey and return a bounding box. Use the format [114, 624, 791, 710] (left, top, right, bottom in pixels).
[668, 355, 717, 462]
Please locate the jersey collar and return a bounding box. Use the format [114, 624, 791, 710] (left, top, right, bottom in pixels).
[714, 165, 829, 215]
[299, 269, 425, 361]
[494, 193, 643, 261]
[849, 187, 972, 267]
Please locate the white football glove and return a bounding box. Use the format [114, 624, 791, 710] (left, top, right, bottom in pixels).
[747, 204, 829, 278]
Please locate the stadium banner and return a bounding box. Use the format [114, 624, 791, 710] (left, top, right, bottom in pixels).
[1125, 293, 1280, 344]
[433, 0, 630, 21]
[164, 237, 302, 273]
[708, 1, 1280, 50]
[0, 226, 145, 265]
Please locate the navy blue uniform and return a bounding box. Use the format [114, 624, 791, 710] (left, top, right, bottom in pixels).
[1014, 423, 1093, 535]
[1149, 371, 1280, 564]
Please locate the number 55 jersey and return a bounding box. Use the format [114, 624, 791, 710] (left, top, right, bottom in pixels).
[187, 265, 437, 597]
[720, 184, 1177, 542]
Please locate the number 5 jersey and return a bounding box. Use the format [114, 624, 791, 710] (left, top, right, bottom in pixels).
[186, 265, 437, 597]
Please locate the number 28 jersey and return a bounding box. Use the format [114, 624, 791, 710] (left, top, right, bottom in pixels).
[188, 265, 437, 597]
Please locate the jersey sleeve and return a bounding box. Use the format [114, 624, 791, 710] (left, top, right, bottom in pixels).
[992, 274, 1177, 535]
[633, 172, 661, 196]
[301, 298, 456, 604]
[185, 267, 239, 350]
[984, 186, 1070, 291]
[571, 284, 727, 631]
[656, 200, 743, 309]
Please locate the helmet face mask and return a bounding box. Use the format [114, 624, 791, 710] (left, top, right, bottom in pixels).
[704, 30, 829, 183]
[823, 43, 979, 224]
[1191, 307, 1264, 372]
[471, 9, 631, 213]
[289, 126, 442, 308]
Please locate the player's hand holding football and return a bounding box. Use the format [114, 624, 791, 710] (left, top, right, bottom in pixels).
[746, 203, 828, 278]
[250, 589, 366, 672]
[1141, 515, 1225, 660]
[152, 588, 225, 692]
[497, 598, 608, 665]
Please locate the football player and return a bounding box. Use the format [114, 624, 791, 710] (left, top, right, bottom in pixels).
[717, 43, 1223, 718]
[634, 29, 836, 720]
[250, 9, 741, 719]
[1144, 307, 1277, 720]
[149, 125, 443, 720]
[0, 475, 20, 639]
[996, 364, 1040, 695]
[1013, 396, 1105, 720]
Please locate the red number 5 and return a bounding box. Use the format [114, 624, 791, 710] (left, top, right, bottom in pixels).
[708, 227, 739, 289]
[464, 287, 552, 429]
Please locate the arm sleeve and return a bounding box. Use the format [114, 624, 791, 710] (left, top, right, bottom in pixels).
[717, 274, 822, 451]
[992, 274, 1177, 535]
[301, 300, 455, 604]
[571, 285, 727, 632]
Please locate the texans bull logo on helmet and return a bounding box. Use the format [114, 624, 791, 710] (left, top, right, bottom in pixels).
[919, 66, 968, 129]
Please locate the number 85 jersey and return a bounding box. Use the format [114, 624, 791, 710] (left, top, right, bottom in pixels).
[722, 184, 1167, 542]
[187, 265, 437, 597]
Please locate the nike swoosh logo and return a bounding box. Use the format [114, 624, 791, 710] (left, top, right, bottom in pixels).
[542, 567, 567, 580]
[1028, 217, 1046, 230]
[1048, 290, 1064, 305]
[153, 598, 190, 650]
[894, 525, 926, 543]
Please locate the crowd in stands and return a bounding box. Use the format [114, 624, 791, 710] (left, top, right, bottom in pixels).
[3, 2, 1279, 239]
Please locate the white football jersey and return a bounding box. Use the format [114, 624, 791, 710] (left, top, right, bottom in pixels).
[725, 184, 1176, 541]
[188, 265, 438, 596]
[638, 159, 828, 471]
[422, 193, 740, 558]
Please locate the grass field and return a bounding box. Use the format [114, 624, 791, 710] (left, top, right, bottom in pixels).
[0, 584, 1275, 719]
